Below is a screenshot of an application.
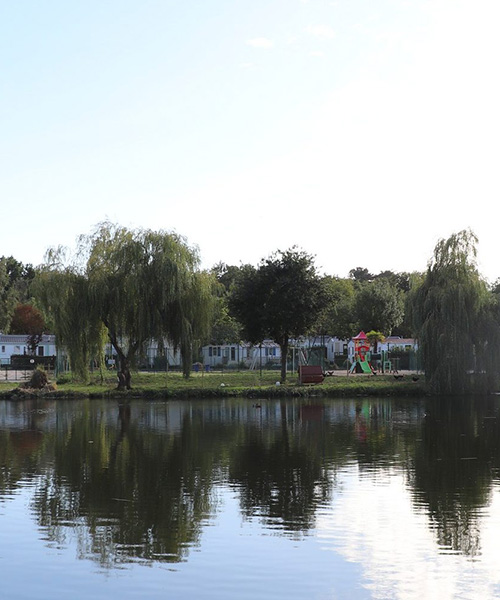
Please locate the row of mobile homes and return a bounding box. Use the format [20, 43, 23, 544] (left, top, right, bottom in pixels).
[200, 337, 347, 370]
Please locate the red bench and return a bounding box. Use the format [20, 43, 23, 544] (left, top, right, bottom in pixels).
[298, 365, 324, 384]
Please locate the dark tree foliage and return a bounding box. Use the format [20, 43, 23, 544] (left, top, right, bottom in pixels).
[0, 259, 14, 332]
[354, 278, 405, 335]
[2, 256, 35, 302]
[349, 267, 374, 282]
[229, 248, 327, 381]
[410, 230, 500, 394]
[208, 304, 242, 345]
[346, 268, 415, 337]
[208, 263, 243, 345]
[211, 262, 243, 293]
[313, 276, 358, 340]
[229, 264, 268, 346]
[376, 270, 412, 293]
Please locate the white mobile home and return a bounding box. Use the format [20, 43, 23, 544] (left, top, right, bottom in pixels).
[0, 334, 57, 366]
[378, 336, 418, 353]
[301, 336, 348, 363]
[201, 341, 281, 368]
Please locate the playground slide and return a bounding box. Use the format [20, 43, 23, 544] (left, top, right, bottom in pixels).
[359, 361, 373, 374]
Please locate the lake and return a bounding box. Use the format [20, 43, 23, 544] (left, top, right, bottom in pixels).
[1, 395, 500, 599]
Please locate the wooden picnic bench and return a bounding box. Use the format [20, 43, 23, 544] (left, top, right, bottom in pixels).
[298, 365, 325, 384]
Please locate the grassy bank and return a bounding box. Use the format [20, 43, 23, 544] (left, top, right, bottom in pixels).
[0, 369, 429, 400]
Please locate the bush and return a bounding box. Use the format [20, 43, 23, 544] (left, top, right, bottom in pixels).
[56, 372, 73, 385]
[28, 368, 49, 388]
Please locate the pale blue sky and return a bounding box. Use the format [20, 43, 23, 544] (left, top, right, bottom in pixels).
[2, 0, 500, 280]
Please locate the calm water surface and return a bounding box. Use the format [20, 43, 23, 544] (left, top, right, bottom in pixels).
[2, 396, 500, 599]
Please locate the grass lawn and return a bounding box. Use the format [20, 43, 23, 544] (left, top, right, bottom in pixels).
[0, 368, 428, 399]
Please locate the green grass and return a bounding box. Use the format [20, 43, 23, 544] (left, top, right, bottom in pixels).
[0, 368, 428, 399]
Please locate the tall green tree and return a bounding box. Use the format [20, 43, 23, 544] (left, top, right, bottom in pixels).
[354, 277, 405, 335]
[208, 263, 243, 345]
[375, 270, 412, 293]
[313, 276, 357, 340]
[349, 267, 374, 282]
[228, 264, 268, 346]
[2, 256, 36, 303]
[0, 258, 17, 332]
[229, 248, 326, 381]
[410, 230, 500, 394]
[35, 223, 216, 387]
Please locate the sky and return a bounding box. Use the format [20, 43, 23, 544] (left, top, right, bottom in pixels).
[2, 0, 500, 281]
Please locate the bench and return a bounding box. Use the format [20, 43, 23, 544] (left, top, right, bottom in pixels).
[298, 365, 325, 384]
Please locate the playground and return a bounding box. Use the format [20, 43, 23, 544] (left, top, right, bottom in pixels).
[349, 331, 375, 374]
[296, 330, 420, 384]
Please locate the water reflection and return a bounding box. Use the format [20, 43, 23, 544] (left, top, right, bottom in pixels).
[229, 402, 333, 532]
[0, 399, 50, 497]
[31, 401, 233, 566]
[412, 396, 500, 557]
[1, 395, 500, 596]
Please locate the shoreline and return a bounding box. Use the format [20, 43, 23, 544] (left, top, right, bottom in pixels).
[0, 378, 431, 400]
[4, 369, 496, 399]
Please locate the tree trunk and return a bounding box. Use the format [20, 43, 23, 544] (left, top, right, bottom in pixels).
[107, 329, 132, 391]
[116, 353, 132, 390]
[104, 321, 139, 391]
[182, 341, 192, 378]
[280, 337, 289, 382]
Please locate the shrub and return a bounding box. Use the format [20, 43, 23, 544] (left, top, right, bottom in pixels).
[56, 372, 73, 385]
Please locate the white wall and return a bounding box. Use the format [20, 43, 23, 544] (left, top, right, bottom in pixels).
[0, 334, 57, 365]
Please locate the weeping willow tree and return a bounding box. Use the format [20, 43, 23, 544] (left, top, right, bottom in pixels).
[35, 223, 216, 388]
[410, 230, 500, 394]
[34, 248, 107, 382]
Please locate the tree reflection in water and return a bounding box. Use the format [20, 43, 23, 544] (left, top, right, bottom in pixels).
[0, 399, 50, 497]
[228, 402, 333, 532]
[2, 396, 500, 568]
[31, 400, 231, 566]
[411, 395, 500, 557]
